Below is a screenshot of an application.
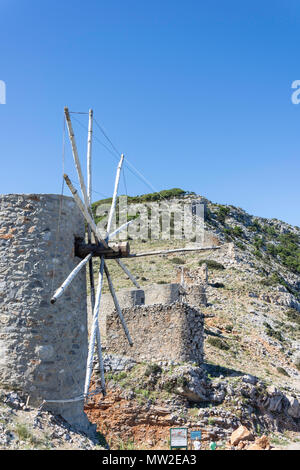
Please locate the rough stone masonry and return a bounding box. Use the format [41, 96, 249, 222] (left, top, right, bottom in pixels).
[0, 194, 92, 433]
[106, 301, 204, 365]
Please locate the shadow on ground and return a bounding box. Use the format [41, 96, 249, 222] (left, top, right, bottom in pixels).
[203, 362, 245, 378]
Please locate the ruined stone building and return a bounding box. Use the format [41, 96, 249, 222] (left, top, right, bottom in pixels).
[99, 281, 207, 366]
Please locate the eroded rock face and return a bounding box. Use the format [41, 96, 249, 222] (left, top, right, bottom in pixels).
[266, 291, 300, 312]
[265, 386, 287, 413]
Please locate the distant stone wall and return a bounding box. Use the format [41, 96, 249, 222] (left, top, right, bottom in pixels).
[0, 194, 91, 432]
[184, 284, 207, 308]
[96, 283, 183, 343]
[143, 283, 183, 305]
[106, 301, 204, 365]
[98, 288, 145, 339]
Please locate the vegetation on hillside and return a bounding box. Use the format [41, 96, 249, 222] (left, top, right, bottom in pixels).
[91, 188, 192, 225]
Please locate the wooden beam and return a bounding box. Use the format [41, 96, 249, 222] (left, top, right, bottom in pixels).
[75, 239, 130, 259]
[64, 107, 90, 210]
[86, 108, 93, 205]
[106, 154, 124, 239]
[108, 218, 136, 241]
[128, 246, 221, 258]
[84, 256, 106, 397]
[115, 259, 140, 288]
[85, 114, 106, 396]
[50, 253, 92, 304]
[64, 174, 109, 248]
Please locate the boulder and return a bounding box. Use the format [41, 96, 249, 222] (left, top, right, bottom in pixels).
[230, 425, 254, 446]
[247, 443, 265, 450]
[247, 435, 271, 450]
[237, 441, 246, 450]
[286, 396, 300, 419]
[242, 374, 258, 385]
[266, 386, 286, 412]
[255, 435, 270, 449]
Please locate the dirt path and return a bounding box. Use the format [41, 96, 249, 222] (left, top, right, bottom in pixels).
[274, 442, 300, 450]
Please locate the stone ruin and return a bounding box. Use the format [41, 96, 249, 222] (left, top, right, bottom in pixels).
[106, 301, 204, 365]
[99, 280, 207, 365]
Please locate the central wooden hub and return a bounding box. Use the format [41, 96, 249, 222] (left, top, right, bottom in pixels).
[75, 238, 130, 259]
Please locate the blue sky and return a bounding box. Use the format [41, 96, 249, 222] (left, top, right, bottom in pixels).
[0, 0, 299, 225]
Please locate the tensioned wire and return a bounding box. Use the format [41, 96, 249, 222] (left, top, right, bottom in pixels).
[70, 112, 170, 204]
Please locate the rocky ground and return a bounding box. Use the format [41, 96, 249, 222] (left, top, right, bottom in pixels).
[84, 352, 300, 450]
[0, 389, 106, 450]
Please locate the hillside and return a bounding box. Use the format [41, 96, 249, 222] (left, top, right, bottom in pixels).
[85, 191, 300, 449]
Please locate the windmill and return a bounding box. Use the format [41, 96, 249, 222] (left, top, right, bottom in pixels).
[50, 107, 220, 400]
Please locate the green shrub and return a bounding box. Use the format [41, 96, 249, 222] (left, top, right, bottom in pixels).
[162, 376, 187, 393]
[91, 188, 189, 225]
[263, 225, 278, 237]
[266, 243, 277, 256]
[96, 431, 109, 449]
[170, 257, 185, 265]
[207, 336, 230, 351]
[215, 205, 230, 224]
[208, 417, 216, 425]
[14, 424, 40, 446]
[263, 322, 284, 342]
[144, 363, 162, 376]
[253, 236, 265, 250]
[249, 220, 262, 232]
[276, 367, 289, 377]
[232, 226, 244, 237]
[253, 249, 263, 259]
[117, 438, 135, 450]
[285, 308, 300, 326]
[205, 208, 212, 221]
[116, 371, 127, 381]
[199, 259, 225, 270]
[266, 231, 300, 274]
[225, 324, 233, 332]
[223, 225, 244, 239]
[235, 241, 245, 250]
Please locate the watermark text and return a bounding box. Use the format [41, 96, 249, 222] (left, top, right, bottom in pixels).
[96, 196, 205, 243]
[0, 80, 6, 104]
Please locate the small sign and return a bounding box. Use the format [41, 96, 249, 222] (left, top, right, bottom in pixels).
[190, 430, 202, 440]
[170, 427, 188, 449]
